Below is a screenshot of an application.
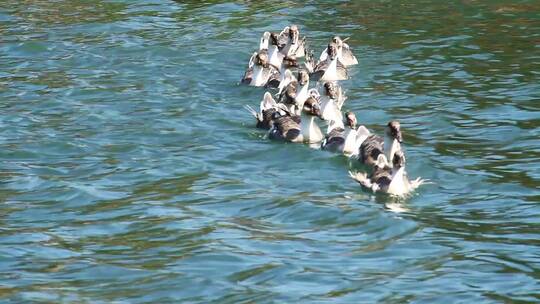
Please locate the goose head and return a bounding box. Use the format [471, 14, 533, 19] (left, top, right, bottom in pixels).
[385, 120, 403, 143]
[345, 111, 357, 129]
[332, 36, 343, 48]
[324, 81, 339, 99]
[303, 96, 322, 118]
[326, 42, 338, 60]
[255, 50, 270, 68]
[297, 70, 309, 86]
[289, 25, 299, 45]
[270, 32, 280, 46]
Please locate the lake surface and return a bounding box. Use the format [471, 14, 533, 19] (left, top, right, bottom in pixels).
[1, 0, 539, 303]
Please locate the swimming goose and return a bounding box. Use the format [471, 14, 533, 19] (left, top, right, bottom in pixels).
[349, 151, 427, 196]
[269, 97, 324, 144]
[244, 92, 287, 130]
[319, 81, 346, 122]
[310, 43, 348, 82]
[358, 120, 403, 167]
[277, 70, 310, 114]
[319, 36, 358, 66]
[241, 50, 280, 87]
[278, 25, 306, 58]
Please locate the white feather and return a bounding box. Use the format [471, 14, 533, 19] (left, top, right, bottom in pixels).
[259, 32, 270, 50]
[383, 137, 402, 168]
[301, 112, 323, 144]
[388, 167, 407, 196]
[342, 128, 357, 155]
[268, 45, 283, 68]
[261, 92, 277, 110]
[295, 83, 309, 113]
[320, 58, 338, 82]
[320, 96, 343, 122]
[251, 65, 266, 87]
[277, 69, 295, 95]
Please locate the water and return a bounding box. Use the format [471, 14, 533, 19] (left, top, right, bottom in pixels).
[1, 0, 539, 302]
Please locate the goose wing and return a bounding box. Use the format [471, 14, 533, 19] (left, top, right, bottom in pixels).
[341, 42, 358, 66]
[240, 52, 257, 84]
[270, 115, 301, 142]
[321, 127, 346, 152]
[359, 134, 384, 166]
[334, 60, 349, 81]
[310, 59, 330, 81]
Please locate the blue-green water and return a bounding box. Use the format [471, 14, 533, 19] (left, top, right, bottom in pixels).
[1, 1, 539, 303]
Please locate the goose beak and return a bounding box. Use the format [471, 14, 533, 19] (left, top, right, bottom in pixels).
[396, 131, 403, 143]
[314, 108, 322, 119]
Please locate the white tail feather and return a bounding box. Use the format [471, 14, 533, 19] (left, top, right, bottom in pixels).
[248, 52, 257, 69]
[244, 104, 258, 119]
[409, 177, 431, 190]
[277, 69, 296, 95]
[261, 92, 277, 110]
[259, 32, 270, 50]
[336, 87, 347, 109]
[349, 171, 371, 188]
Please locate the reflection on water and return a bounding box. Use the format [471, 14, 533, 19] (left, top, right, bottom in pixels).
[0, 0, 539, 302]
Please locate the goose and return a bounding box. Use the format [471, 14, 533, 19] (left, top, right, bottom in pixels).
[349, 151, 427, 196]
[277, 70, 310, 114]
[321, 112, 371, 156]
[278, 25, 306, 58]
[241, 50, 280, 87]
[269, 96, 324, 144]
[244, 92, 287, 130]
[319, 36, 358, 66]
[358, 120, 403, 167]
[309, 42, 348, 82]
[319, 81, 346, 122]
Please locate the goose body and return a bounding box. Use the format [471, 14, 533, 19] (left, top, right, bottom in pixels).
[269, 112, 323, 144]
[350, 152, 427, 196]
[269, 97, 323, 144]
[321, 119, 346, 152]
[359, 121, 403, 167]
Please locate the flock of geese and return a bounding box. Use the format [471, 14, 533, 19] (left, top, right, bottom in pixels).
[241, 25, 427, 197]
